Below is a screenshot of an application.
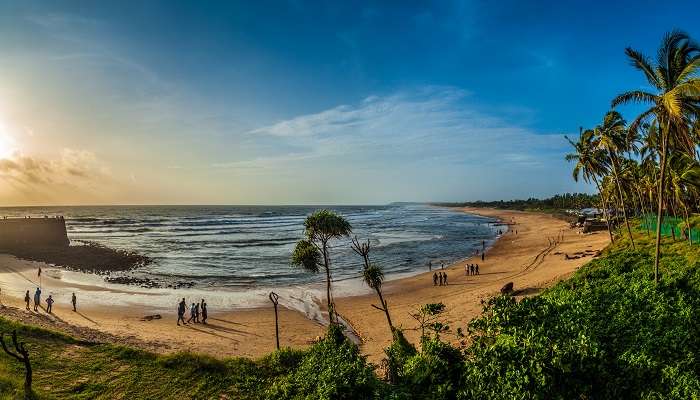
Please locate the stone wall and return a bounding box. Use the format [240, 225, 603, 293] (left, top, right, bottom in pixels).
[0, 217, 70, 248]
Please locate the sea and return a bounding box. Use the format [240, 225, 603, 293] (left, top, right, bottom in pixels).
[0, 204, 501, 316]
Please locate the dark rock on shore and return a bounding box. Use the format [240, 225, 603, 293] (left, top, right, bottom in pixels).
[105, 275, 194, 289]
[0, 240, 152, 273]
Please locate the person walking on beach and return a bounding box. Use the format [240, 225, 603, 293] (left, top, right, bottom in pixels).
[481, 251, 485, 262]
[464, 264, 469, 276]
[24, 290, 30, 310]
[194, 302, 200, 323]
[438, 272, 443, 286]
[470, 264, 475, 275]
[71, 293, 77, 312]
[443, 272, 448, 285]
[201, 299, 207, 324]
[187, 303, 197, 323]
[475, 264, 480, 275]
[433, 273, 438, 286]
[33, 287, 41, 311]
[46, 295, 54, 314]
[177, 298, 187, 326]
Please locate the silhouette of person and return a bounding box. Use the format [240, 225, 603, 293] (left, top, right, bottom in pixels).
[187, 303, 197, 323]
[438, 272, 444, 286]
[470, 264, 475, 275]
[201, 299, 207, 324]
[475, 264, 480, 275]
[443, 272, 448, 285]
[481, 252, 485, 261]
[33, 287, 41, 311]
[24, 290, 30, 310]
[433, 273, 438, 286]
[71, 293, 77, 312]
[428, 261, 432, 271]
[194, 302, 200, 323]
[46, 295, 54, 313]
[177, 298, 187, 326]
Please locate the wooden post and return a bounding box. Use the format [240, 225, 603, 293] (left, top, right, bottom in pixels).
[269, 292, 280, 350]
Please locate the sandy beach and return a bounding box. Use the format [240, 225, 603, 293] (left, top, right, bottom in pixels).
[0, 207, 609, 361]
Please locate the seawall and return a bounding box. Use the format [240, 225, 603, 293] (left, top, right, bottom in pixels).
[0, 217, 69, 248]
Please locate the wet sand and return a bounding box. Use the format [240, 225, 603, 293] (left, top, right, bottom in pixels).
[0, 207, 608, 361]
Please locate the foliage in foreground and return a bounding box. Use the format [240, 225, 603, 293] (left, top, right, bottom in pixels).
[2, 235, 700, 399]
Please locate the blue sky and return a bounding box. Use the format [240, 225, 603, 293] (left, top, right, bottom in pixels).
[0, 1, 697, 205]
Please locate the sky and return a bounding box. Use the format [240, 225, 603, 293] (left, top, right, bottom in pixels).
[0, 0, 698, 206]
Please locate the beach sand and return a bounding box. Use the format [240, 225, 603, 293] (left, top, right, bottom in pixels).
[0, 208, 609, 361]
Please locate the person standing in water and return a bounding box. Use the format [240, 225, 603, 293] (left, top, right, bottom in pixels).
[177, 298, 187, 326]
[200, 299, 208, 324]
[71, 293, 77, 312]
[33, 287, 41, 311]
[24, 290, 30, 310]
[46, 295, 54, 314]
[428, 261, 432, 271]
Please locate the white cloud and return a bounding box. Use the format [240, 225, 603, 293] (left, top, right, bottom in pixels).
[238, 86, 567, 170]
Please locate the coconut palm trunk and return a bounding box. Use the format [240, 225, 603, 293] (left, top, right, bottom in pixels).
[611, 156, 635, 249]
[322, 243, 335, 323]
[593, 177, 614, 243]
[653, 126, 669, 284]
[635, 185, 651, 236]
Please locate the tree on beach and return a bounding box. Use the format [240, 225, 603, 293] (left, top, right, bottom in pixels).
[612, 30, 700, 283]
[565, 128, 615, 242]
[592, 110, 637, 249]
[350, 236, 394, 335]
[291, 210, 352, 323]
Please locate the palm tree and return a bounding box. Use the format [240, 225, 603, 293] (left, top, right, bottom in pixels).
[593, 111, 636, 249]
[669, 153, 700, 244]
[351, 237, 394, 335]
[291, 210, 352, 323]
[612, 30, 700, 283]
[565, 128, 614, 242]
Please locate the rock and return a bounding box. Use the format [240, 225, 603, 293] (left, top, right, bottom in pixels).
[141, 314, 162, 321]
[500, 282, 514, 294]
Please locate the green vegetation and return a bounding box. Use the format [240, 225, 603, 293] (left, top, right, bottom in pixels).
[567, 30, 700, 283]
[435, 192, 600, 212]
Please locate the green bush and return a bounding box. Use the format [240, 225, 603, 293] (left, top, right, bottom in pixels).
[266, 324, 385, 399]
[458, 249, 700, 399]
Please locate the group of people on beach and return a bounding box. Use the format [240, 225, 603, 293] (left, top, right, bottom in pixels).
[433, 271, 448, 286]
[23, 287, 77, 314]
[177, 298, 208, 326]
[465, 263, 480, 276]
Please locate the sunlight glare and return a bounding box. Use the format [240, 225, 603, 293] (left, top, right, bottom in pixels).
[0, 121, 16, 159]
